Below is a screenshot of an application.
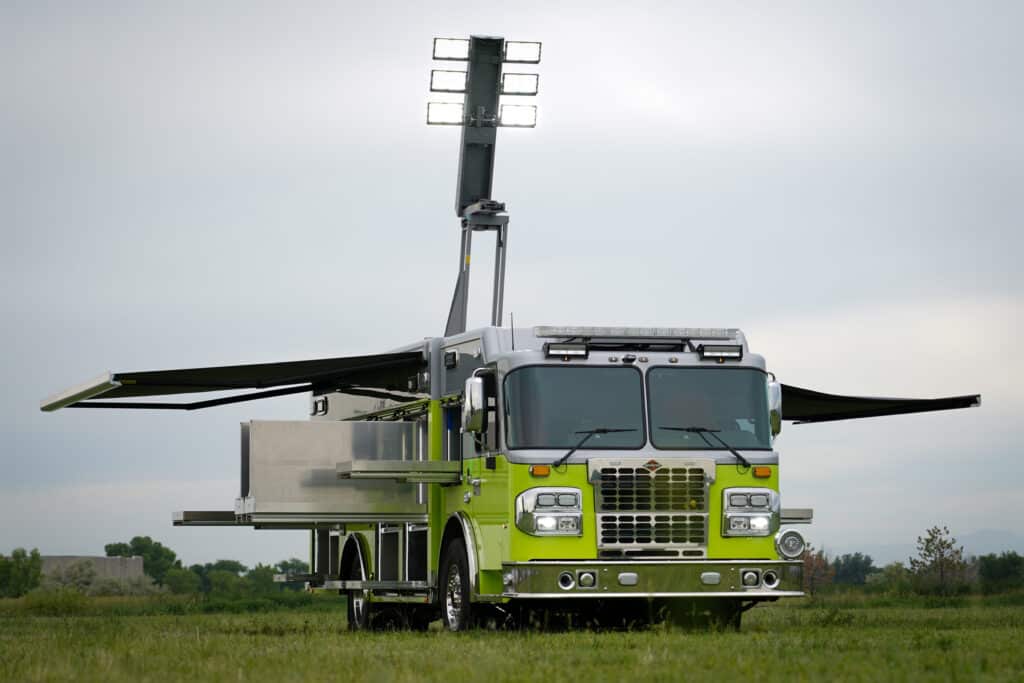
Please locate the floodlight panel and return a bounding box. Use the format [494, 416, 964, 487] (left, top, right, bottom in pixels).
[433, 37, 470, 60]
[501, 73, 539, 95]
[427, 101, 465, 125]
[504, 41, 542, 64]
[499, 104, 537, 127]
[431, 69, 468, 93]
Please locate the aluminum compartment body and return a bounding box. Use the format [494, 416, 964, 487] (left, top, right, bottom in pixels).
[238, 420, 427, 522]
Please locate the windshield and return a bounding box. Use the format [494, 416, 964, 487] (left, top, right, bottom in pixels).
[648, 367, 771, 450]
[504, 366, 645, 450]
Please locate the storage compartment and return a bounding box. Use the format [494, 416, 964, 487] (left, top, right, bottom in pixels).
[237, 420, 428, 523]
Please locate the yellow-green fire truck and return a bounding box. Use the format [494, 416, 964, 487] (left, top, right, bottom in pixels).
[40, 35, 980, 630]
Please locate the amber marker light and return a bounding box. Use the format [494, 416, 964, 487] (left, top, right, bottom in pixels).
[753, 466, 772, 479]
[529, 465, 551, 477]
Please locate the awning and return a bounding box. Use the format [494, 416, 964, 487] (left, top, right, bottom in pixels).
[781, 384, 981, 424]
[40, 351, 425, 411]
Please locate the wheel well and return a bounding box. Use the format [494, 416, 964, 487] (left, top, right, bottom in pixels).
[340, 534, 367, 580]
[440, 518, 465, 564]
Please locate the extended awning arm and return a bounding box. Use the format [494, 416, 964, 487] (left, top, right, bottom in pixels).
[40, 351, 425, 412]
[781, 384, 980, 424]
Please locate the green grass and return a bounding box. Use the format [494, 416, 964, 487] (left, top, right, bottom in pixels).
[2, 600, 1023, 682]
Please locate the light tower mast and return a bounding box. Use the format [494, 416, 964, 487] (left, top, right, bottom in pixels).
[427, 36, 541, 335]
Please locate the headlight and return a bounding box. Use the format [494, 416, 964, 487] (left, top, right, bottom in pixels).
[722, 487, 779, 537]
[515, 487, 583, 537]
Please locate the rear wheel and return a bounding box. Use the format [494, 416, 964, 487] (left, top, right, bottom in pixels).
[440, 538, 474, 631]
[343, 551, 372, 631]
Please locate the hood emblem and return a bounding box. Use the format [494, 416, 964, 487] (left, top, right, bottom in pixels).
[643, 459, 661, 472]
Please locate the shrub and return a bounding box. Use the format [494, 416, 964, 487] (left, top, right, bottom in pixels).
[22, 587, 89, 616]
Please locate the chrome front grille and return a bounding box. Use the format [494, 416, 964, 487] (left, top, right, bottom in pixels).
[596, 466, 708, 512]
[599, 513, 706, 546]
[590, 459, 713, 555]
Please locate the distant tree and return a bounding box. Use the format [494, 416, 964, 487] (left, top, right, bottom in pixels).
[865, 561, 911, 594]
[208, 559, 248, 575]
[246, 564, 279, 594]
[274, 558, 310, 591]
[163, 566, 202, 594]
[0, 548, 43, 598]
[833, 553, 879, 585]
[104, 536, 179, 585]
[978, 551, 1024, 594]
[276, 558, 309, 576]
[909, 526, 969, 595]
[207, 569, 244, 597]
[802, 545, 835, 594]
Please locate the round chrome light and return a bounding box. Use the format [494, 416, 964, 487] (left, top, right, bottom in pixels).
[741, 570, 760, 587]
[558, 572, 575, 590]
[577, 571, 596, 588]
[775, 529, 806, 559]
[762, 570, 780, 589]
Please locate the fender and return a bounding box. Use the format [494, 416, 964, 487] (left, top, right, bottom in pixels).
[447, 511, 480, 595]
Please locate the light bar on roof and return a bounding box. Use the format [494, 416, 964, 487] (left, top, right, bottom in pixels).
[504, 41, 542, 63]
[427, 101, 465, 125]
[433, 38, 470, 60]
[534, 326, 738, 339]
[431, 69, 467, 93]
[698, 344, 744, 361]
[501, 73, 539, 95]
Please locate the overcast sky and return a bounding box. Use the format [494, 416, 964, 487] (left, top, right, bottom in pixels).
[2, 1, 1021, 567]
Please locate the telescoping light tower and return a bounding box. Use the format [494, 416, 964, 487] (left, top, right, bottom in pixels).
[427, 36, 541, 336]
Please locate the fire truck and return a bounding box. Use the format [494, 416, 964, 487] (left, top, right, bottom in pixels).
[41, 36, 980, 630]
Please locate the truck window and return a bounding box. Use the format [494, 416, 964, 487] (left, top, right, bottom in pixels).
[647, 367, 771, 450]
[503, 366, 645, 450]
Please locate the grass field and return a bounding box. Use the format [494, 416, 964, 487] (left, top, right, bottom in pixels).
[2, 598, 1023, 682]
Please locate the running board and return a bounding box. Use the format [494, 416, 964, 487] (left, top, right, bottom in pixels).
[323, 579, 431, 591]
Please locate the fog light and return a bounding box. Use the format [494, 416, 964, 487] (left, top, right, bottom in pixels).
[775, 529, 806, 559]
[578, 571, 596, 588]
[741, 570, 760, 587]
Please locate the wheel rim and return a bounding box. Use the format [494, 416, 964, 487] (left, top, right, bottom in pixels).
[350, 590, 367, 624]
[444, 563, 464, 629]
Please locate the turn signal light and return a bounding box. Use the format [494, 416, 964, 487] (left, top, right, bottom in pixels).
[753, 466, 772, 479]
[529, 464, 551, 477]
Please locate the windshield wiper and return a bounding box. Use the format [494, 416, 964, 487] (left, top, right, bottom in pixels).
[658, 426, 751, 468]
[552, 428, 638, 468]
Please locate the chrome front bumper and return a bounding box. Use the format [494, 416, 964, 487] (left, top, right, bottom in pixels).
[501, 560, 804, 599]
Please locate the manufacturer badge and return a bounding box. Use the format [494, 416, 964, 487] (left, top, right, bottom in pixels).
[643, 459, 661, 472]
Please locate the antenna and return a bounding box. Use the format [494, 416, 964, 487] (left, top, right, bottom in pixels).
[427, 36, 541, 336]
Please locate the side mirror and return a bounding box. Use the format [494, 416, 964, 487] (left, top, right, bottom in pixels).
[462, 376, 486, 433]
[768, 381, 782, 437]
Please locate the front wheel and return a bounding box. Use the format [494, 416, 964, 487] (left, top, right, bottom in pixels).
[440, 538, 474, 631]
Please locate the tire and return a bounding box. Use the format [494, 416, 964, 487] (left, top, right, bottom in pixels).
[439, 537, 474, 631]
[344, 550, 372, 631]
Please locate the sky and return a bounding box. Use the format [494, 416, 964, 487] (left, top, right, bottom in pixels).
[2, 1, 1021, 568]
